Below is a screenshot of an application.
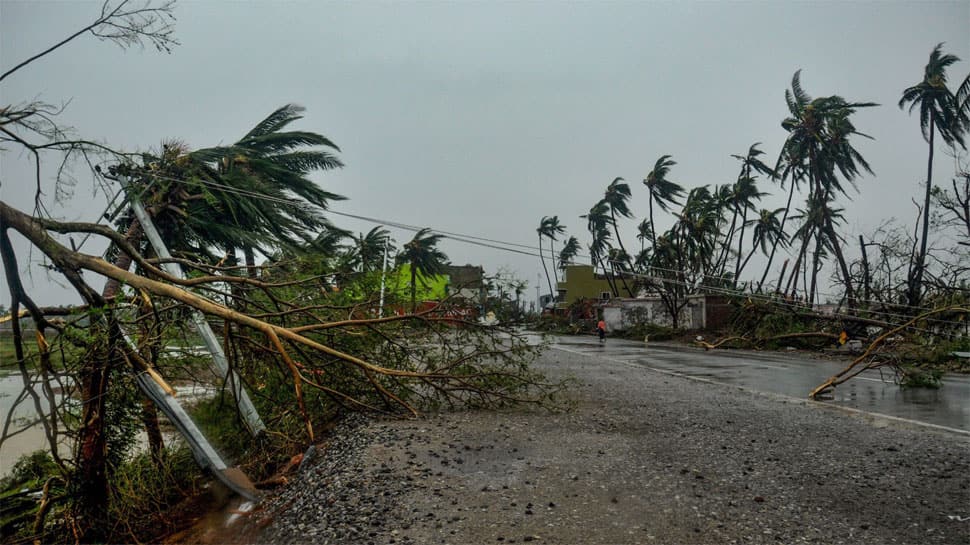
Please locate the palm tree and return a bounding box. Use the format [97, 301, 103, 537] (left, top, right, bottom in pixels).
[784, 194, 845, 302]
[956, 71, 970, 120]
[602, 177, 635, 266]
[191, 104, 345, 275]
[309, 220, 351, 269]
[536, 217, 557, 304]
[558, 236, 580, 269]
[758, 147, 805, 292]
[649, 230, 689, 328]
[636, 219, 652, 255]
[899, 43, 967, 308]
[730, 176, 767, 281]
[718, 144, 774, 281]
[347, 226, 392, 273]
[737, 208, 788, 280]
[675, 186, 721, 279]
[582, 202, 619, 296]
[544, 216, 567, 286]
[76, 108, 342, 540]
[777, 71, 877, 307]
[643, 155, 685, 250]
[397, 228, 449, 312]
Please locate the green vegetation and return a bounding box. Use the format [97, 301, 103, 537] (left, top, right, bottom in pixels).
[2, 2, 969, 542]
[898, 367, 945, 388]
[534, 43, 969, 394]
[612, 323, 677, 343]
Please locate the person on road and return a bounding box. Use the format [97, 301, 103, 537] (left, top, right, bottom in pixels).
[596, 319, 606, 343]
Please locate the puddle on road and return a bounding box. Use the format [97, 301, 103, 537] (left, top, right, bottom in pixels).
[550, 337, 970, 433]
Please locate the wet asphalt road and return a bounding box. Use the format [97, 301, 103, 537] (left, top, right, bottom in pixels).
[550, 336, 970, 435]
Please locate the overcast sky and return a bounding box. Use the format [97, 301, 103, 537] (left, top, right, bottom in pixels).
[1, 0, 968, 308]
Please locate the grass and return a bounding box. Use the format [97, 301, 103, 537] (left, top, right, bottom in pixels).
[0, 335, 20, 372]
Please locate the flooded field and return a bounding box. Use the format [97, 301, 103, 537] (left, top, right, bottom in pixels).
[0, 371, 56, 477]
[0, 369, 217, 478]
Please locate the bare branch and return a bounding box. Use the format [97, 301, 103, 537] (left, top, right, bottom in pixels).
[0, 0, 178, 84]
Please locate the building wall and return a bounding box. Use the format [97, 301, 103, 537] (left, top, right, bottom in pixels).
[556, 265, 614, 306]
[602, 295, 722, 331]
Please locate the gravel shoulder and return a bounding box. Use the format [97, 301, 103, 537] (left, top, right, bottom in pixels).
[248, 343, 970, 545]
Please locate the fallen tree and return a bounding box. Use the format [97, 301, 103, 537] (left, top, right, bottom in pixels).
[691, 297, 968, 395]
[0, 199, 562, 543]
[808, 306, 969, 398]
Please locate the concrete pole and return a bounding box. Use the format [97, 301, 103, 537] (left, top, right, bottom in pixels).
[121, 177, 265, 436]
[378, 239, 389, 318]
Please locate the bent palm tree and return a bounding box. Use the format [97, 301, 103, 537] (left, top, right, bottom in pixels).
[738, 208, 788, 280]
[899, 44, 967, 308]
[192, 104, 345, 274]
[558, 236, 580, 269]
[582, 202, 618, 296]
[720, 143, 774, 280]
[536, 217, 557, 305]
[398, 228, 449, 313]
[348, 226, 392, 273]
[636, 219, 652, 255]
[544, 216, 566, 286]
[730, 176, 767, 281]
[603, 177, 634, 268]
[777, 71, 877, 307]
[643, 155, 684, 250]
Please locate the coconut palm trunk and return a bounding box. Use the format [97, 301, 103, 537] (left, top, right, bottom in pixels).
[537, 234, 554, 306]
[758, 182, 796, 291]
[734, 206, 749, 282]
[411, 264, 418, 313]
[909, 116, 935, 307]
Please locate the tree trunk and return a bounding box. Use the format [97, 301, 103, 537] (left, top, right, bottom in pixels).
[734, 206, 749, 283]
[823, 215, 856, 310]
[538, 236, 554, 306]
[786, 222, 813, 297]
[758, 181, 796, 291]
[719, 205, 739, 278]
[243, 245, 258, 279]
[141, 397, 164, 464]
[859, 234, 871, 308]
[102, 219, 143, 300]
[550, 240, 559, 287]
[74, 334, 113, 542]
[74, 215, 145, 541]
[809, 232, 822, 305]
[648, 193, 657, 249]
[774, 259, 789, 295]
[136, 294, 164, 464]
[737, 242, 760, 280]
[909, 118, 935, 309]
[593, 254, 618, 298]
[410, 265, 417, 313]
[610, 210, 635, 297]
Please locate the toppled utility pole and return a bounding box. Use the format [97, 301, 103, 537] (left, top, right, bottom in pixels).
[119, 175, 266, 436]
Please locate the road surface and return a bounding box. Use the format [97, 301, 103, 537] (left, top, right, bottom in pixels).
[552, 336, 970, 435]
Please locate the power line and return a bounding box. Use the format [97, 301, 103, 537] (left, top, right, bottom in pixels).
[106, 171, 968, 332]
[134, 172, 550, 258]
[612, 267, 967, 335]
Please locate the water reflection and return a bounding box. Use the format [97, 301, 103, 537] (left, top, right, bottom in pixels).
[554, 337, 970, 433]
[0, 372, 54, 477]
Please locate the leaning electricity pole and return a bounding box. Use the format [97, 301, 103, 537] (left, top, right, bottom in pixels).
[117, 175, 265, 436]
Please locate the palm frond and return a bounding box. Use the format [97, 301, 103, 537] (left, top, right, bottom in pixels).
[242, 104, 305, 140]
